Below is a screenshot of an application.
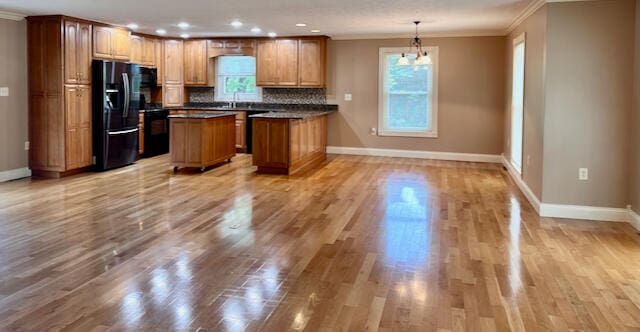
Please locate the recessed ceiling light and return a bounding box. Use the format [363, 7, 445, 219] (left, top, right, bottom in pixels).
[268, 32, 277, 37]
[251, 27, 261, 33]
[180, 33, 190, 39]
[177, 22, 190, 29]
[310, 29, 321, 33]
[155, 29, 167, 35]
[295, 23, 307, 27]
[231, 20, 243, 28]
[126, 23, 138, 30]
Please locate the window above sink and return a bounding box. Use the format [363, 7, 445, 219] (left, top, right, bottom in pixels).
[214, 56, 263, 102]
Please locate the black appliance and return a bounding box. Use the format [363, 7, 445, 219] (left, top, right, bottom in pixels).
[140, 67, 157, 88]
[245, 110, 269, 154]
[142, 109, 170, 157]
[92, 60, 141, 171]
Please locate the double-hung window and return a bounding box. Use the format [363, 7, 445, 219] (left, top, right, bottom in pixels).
[378, 47, 439, 137]
[214, 56, 262, 102]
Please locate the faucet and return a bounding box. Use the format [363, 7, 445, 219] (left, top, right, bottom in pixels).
[232, 92, 238, 108]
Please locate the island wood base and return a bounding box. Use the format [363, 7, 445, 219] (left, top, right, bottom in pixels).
[170, 114, 236, 172]
[252, 115, 327, 175]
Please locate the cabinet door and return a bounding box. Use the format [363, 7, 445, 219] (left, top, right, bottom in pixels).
[77, 85, 92, 167]
[276, 39, 299, 86]
[184, 40, 208, 86]
[164, 39, 184, 85]
[163, 84, 184, 107]
[64, 21, 79, 84]
[113, 28, 131, 61]
[256, 40, 278, 86]
[130, 35, 143, 64]
[298, 39, 325, 87]
[77, 23, 92, 84]
[154, 39, 163, 84]
[65, 86, 80, 170]
[235, 119, 246, 150]
[142, 37, 155, 66]
[93, 26, 113, 59]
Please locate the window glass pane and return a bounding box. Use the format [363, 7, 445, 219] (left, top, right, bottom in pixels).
[218, 56, 256, 75]
[224, 76, 257, 94]
[384, 53, 432, 132]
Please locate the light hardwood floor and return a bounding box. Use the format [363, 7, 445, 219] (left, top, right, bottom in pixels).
[1, 154, 640, 331]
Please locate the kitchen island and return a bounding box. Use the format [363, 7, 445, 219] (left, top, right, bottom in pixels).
[250, 111, 334, 175]
[169, 112, 236, 172]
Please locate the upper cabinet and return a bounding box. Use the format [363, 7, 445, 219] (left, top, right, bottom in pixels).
[184, 40, 208, 86]
[130, 35, 157, 67]
[208, 39, 256, 57]
[154, 39, 163, 85]
[256, 37, 326, 88]
[163, 39, 184, 107]
[93, 26, 130, 61]
[64, 20, 91, 85]
[298, 39, 326, 87]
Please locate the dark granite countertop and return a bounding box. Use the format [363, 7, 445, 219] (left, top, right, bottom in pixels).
[168, 112, 237, 119]
[249, 110, 336, 119]
[168, 102, 339, 112]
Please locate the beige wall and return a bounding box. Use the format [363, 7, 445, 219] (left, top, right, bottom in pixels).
[503, 6, 547, 199]
[632, 0, 640, 214]
[542, 0, 635, 208]
[0, 18, 28, 172]
[325, 36, 505, 155]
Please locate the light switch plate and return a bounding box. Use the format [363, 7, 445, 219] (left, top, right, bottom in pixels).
[579, 168, 588, 181]
[344, 93, 352, 101]
[0, 87, 8, 97]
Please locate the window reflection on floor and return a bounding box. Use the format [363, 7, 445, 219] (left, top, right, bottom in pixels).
[382, 175, 431, 266]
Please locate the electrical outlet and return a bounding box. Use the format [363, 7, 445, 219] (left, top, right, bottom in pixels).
[579, 168, 588, 181]
[370, 127, 377, 135]
[0, 87, 8, 97]
[344, 93, 352, 101]
[24, 141, 29, 151]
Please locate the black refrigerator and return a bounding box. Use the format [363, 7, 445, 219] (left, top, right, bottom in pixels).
[92, 60, 141, 171]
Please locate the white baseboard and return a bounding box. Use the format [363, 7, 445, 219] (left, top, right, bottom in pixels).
[0, 167, 31, 182]
[501, 155, 541, 213]
[326, 146, 502, 163]
[628, 209, 640, 231]
[539, 204, 630, 223]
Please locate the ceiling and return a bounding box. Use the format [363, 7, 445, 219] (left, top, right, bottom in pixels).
[0, 0, 536, 39]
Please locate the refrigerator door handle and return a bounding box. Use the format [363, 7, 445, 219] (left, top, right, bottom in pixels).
[122, 73, 130, 119]
[108, 128, 139, 135]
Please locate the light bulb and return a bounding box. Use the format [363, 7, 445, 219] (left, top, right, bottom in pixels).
[396, 54, 410, 66]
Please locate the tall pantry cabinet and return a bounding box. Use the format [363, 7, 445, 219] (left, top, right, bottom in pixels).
[28, 16, 93, 177]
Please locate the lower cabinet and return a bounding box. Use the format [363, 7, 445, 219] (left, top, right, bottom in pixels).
[64, 85, 92, 170]
[169, 114, 236, 171]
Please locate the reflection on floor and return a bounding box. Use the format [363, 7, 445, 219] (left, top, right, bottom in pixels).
[1, 154, 639, 331]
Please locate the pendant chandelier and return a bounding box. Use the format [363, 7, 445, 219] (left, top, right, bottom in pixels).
[397, 21, 432, 66]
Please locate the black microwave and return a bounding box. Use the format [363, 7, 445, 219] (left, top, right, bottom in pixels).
[140, 67, 157, 88]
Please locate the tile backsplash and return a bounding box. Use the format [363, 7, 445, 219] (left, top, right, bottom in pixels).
[186, 87, 327, 104]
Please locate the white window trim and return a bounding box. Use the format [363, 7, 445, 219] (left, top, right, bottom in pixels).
[378, 46, 439, 138]
[214, 56, 263, 102]
[510, 33, 526, 174]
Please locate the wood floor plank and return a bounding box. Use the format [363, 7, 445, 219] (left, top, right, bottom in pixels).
[0, 154, 639, 331]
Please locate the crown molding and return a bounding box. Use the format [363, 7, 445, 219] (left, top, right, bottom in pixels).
[506, 0, 546, 34]
[0, 10, 26, 21]
[331, 30, 504, 40]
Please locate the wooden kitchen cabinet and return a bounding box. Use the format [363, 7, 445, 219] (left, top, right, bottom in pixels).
[298, 38, 326, 87]
[256, 39, 298, 86]
[93, 26, 130, 61]
[184, 40, 208, 86]
[163, 39, 184, 106]
[29, 16, 94, 177]
[64, 85, 92, 170]
[252, 114, 327, 175]
[169, 114, 236, 171]
[131, 35, 157, 67]
[154, 38, 163, 85]
[207, 39, 256, 57]
[64, 20, 91, 85]
[256, 37, 326, 87]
